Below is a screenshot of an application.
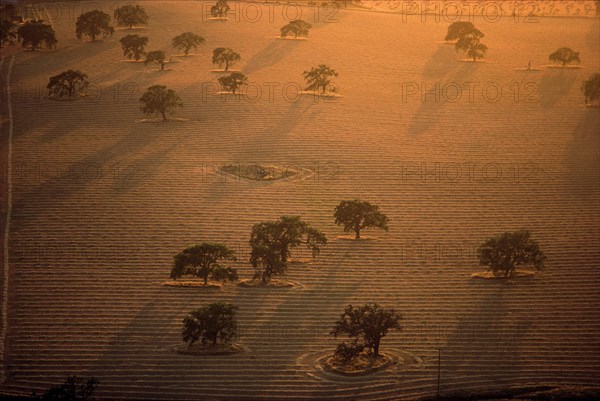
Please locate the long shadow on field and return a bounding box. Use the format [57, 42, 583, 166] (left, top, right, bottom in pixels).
[564, 110, 600, 198]
[407, 48, 479, 136]
[439, 279, 534, 394]
[538, 69, 577, 109]
[243, 40, 302, 75]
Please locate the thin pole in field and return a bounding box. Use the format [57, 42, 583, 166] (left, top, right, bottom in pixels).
[436, 347, 442, 400]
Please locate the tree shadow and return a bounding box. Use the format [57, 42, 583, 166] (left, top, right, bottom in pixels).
[243, 40, 301, 75]
[439, 280, 534, 395]
[538, 69, 577, 109]
[563, 110, 600, 199]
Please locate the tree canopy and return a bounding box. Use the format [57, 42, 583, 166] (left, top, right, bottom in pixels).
[454, 27, 487, 61]
[17, 20, 57, 50]
[331, 304, 401, 361]
[119, 34, 148, 61]
[139, 85, 182, 121]
[581, 73, 600, 105]
[549, 47, 581, 67]
[75, 10, 114, 41]
[303, 64, 338, 94]
[172, 32, 205, 56]
[114, 4, 149, 28]
[0, 19, 17, 47]
[210, 0, 230, 18]
[444, 21, 476, 41]
[280, 19, 312, 38]
[212, 47, 240, 71]
[334, 200, 389, 239]
[478, 230, 546, 277]
[182, 302, 238, 346]
[249, 216, 327, 283]
[170, 243, 237, 285]
[47, 70, 89, 100]
[145, 50, 168, 70]
[42, 375, 99, 401]
[218, 72, 248, 94]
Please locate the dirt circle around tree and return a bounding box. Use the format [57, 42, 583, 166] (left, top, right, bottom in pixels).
[237, 278, 299, 288]
[319, 353, 396, 376]
[297, 349, 422, 381]
[471, 269, 537, 280]
[174, 342, 247, 356]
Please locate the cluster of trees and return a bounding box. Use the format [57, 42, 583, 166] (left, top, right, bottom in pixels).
[34, 375, 99, 400]
[549, 47, 581, 67]
[445, 21, 487, 62]
[180, 300, 401, 365]
[581, 73, 600, 105]
[178, 229, 546, 366]
[280, 19, 312, 39]
[169, 200, 393, 286]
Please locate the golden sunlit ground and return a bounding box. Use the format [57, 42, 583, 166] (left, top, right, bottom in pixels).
[0, 1, 599, 400]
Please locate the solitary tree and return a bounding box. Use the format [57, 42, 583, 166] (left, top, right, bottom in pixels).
[331, 304, 401, 361]
[47, 70, 89, 100]
[303, 64, 338, 94]
[0, 19, 17, 47]
[114, 4, 149, 29]
[212, 47, 240, 71]
[139, 85, 182, 121]
[170, 243, 238, 285]
[42, 376, 99, 401]
[280, 19, 312, 38]
[75, 10, 114, 41]
[444, 21, 476, 41]
[210, 0, 230, 19]
[549, 47, 581, 67]
[581, 72, 600, 105]
[218, 72, 248, 94]
[145, 50, 168, 70]
[119, 34, 148, 61]
[478, 230, 546, 278]
[172, 32, 205, 56]
[182, 302, 238, 346]
[17, 20, 57, 51]
[334, 200, 389, 239]
[455, 27, 487, 62]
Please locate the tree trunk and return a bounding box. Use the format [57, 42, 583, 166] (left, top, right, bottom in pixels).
[203, 275, 208, 286]
[225, 61, 229, 71]
[373, 341, 380, 358]
[355, 226, 361, 240]
[161, 110, 167, 121]
[160, 61, 165, 70]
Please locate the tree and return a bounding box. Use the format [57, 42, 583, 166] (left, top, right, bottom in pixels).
[182, 302, 238, 346]
[249, 216, 327, 283]
[280, 19, 312, 38]
[75, 10, 114, 41]
[42, 376, 99, 401]
[47, 70, 89, 100]
[303, 64, 338, 94]
[251, 216, 327, 263]
[478, 230, 546, 278]
[0, 19, 17, 48]
[581, 73, 600, 105]
[210, 0, 230, 18]
[212, 47, 240, 71]
[250, 242, 287, 284]
[114, 4, 149, 29]
[455, 27, 487, 62]
[218, 72, 248, 94]
[172, 32, 205, 56]
[17, 20, 57, 51]
[170, 243, 237, 285]
[145, 50, 168, 70]
[119, 34, 148, 61]
[333, 200, 389, 239]
[331, 304, 401, 360]
[549, 47, 581, 67]
[139, 85, 183, 121]
[444, 21, 476, 41]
